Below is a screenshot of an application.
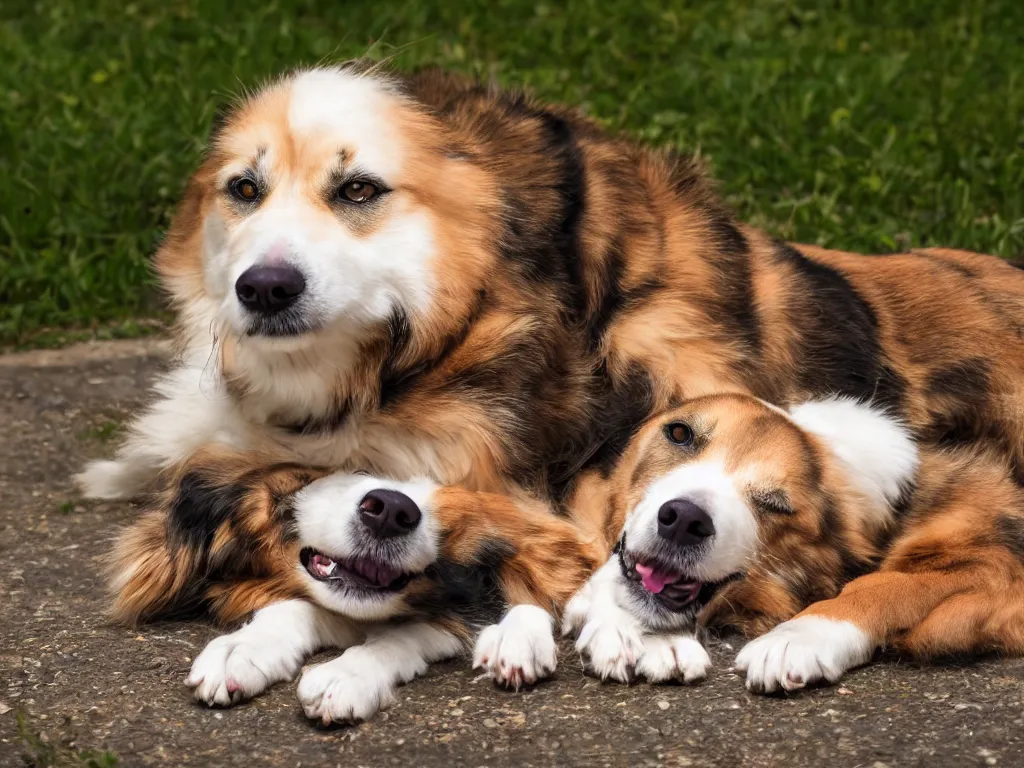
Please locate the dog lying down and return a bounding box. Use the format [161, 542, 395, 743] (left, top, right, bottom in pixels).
[111, 394, 1024, 722]
[109, 448, 602, 724]
[562, 393, 1024, 691]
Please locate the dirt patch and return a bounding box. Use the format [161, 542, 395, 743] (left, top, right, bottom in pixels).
[1, 342, 1022, 767]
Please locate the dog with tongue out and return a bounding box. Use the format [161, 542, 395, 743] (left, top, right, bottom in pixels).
[561, 392, 921, 688]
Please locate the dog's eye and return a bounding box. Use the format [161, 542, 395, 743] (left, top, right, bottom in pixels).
[338, 180, 378, 203]
[665, 421, 694, 446]
[229, 177, 260, 203]
[752, 490, 793, 516]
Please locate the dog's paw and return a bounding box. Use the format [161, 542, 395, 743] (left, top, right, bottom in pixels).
[575, 613, 644, 683]
[734, 616, 874, 694]
[297, 648, 397, 725]
[186, 633, 303, 706]
[635, 634, 712, 684]
[474, 604, 557, 689]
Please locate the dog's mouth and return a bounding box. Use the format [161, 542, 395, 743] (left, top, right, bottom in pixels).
[245, 310, 319, 339]
[619, 547, 725, 612]
[300, 547, 419, 593]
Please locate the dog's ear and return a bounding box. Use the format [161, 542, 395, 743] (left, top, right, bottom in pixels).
[787, 397, 919, 514]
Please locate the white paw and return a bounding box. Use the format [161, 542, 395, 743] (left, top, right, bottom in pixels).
[186, 633, 304, 706]
[575, 614, 644, 683]
[297, 647, 401, 725]
[75, 459, 146, 500]
[635, 634, 712, 684]
[473, 604, 557, 689]
[734, 616, 874, 694]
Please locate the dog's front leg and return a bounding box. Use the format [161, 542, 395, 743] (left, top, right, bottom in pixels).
[187, 599, 361, 706]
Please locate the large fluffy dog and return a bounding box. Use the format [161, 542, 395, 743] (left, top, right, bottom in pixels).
[84, 63, 1024, 717]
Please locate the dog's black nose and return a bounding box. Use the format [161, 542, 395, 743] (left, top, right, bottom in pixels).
[234, 265, 306, 313]
[358, 489, 422, 539]
[657, 499, 715, 547]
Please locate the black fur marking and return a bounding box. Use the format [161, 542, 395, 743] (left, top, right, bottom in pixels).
[780, 566, 834, 609]
[380, 290, 488, 410]
[624, 277, 667, 307]
[700, 216, 764, 378]
[997, 516, 1024, 561]
[841, 552, 881, 586]
[552, 363, 657, 502]
[792, 422, 825, 492]
[539, 110, 588, 321]
[591, 364, 658, 474]
[380, 305, 414, 375]
[447, 333, 541, 395]
[878, 478, 918, 550]
[169, 472, 249, 551]
[1012, 463, 1024, 489]
[923, 358, 994, 447]
[408, 539, 513, 631]
[582, 205, 669, 350]
[774, 242, 906, 410]
[586, 238, 627, 350]
[814, 493, 875, 591]
[665, 150, 708, 199]
[497, 104, 587, 319]
[818, 495, 843, 543]
[927, 359, 991, 403]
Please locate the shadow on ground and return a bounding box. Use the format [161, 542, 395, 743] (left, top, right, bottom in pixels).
[1, 341, 1022, 767]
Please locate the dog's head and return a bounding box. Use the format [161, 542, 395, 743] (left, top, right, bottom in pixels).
[157, 63, 498, 358]
[291, 472, 447, 622]
[608, 394, 918, 633]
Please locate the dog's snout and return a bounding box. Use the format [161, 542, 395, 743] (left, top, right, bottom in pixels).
[358, 489, 422, 539]
[235, 265, 306, 313]
[657, 499, 715, 547]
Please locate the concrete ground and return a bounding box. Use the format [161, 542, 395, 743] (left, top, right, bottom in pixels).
[1, 340, 1023, 768]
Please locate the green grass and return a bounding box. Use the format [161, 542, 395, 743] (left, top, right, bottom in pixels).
[2, 0, 1022, 344]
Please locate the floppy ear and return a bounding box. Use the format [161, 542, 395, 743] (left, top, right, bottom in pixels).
[787, 397, 919, 515]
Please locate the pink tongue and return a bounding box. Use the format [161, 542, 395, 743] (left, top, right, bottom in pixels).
[635, 563, 673, 594]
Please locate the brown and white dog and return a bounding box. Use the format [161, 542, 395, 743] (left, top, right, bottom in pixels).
[110, 447, 601, 722]
[82, 63, 1024, 719]
[562, 393, 1024, 690]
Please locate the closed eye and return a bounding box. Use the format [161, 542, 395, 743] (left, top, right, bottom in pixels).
[750, 489, 794, 516]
